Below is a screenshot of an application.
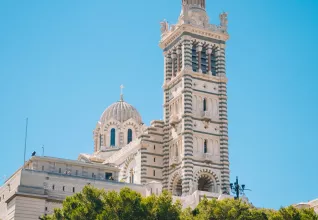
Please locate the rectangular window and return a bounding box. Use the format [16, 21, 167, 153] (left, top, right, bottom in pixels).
[59, 168, 61, 174]
[52, 185, 55, 190]
[75, 170, 78, 176]
[105, 172, 113, 180]
[73, 187, 75, 193]
[204, 140, 208, 154]
[154, 157, 156, 162]
[42, 166, 44, 171]
[201, 49, 207, 73]
[63, 186, 65, 191]
[154, 145, 156, 150]
[153, 170, 156, 176]
[92, 173, 95, 178]
[45, 207, 48, 211]
[211, 53, 217, 76]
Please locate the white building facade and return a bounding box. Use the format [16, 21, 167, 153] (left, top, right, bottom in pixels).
[294, 199, 318, 213]
[0, 1, 233, 219]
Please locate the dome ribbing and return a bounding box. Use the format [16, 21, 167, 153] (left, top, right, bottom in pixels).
[99, 99, 142, 124]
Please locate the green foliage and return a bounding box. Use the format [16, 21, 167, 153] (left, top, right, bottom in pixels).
[185, 197, 317, 220]
[42, 186, 318, 220]
[42, 186, 181, 220]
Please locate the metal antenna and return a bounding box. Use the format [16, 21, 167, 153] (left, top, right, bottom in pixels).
[23, 118, 28, 167]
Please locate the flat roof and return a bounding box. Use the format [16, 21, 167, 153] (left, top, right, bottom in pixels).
[27, 156, 119, 172]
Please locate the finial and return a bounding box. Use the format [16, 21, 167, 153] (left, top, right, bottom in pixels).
[120, 84, 124, 101]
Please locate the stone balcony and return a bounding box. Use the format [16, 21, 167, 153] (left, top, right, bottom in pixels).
[170, 156, 181, 166]
[203, 153, 213, 162]
[194, 153, 214, 163]
[169, 115, 179, 126]
[201, 111, 211, 121]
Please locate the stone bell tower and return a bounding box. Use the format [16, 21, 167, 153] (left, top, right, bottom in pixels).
[159, 0, 230, 196]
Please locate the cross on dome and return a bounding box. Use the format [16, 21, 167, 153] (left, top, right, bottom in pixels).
[120, 84, 124, 101]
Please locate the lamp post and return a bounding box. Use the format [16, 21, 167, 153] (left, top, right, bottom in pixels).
[230, 176, 249, 200]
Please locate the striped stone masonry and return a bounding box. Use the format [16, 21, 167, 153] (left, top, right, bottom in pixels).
[162, 90, 171, 189]
[217, 46, 230, 193]
[165, 54, 172, 82]
[181, 74, 194, 195]
[182, 38, 192, 70]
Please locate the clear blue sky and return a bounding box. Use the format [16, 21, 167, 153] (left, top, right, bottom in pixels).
[0, 0, 317, 209]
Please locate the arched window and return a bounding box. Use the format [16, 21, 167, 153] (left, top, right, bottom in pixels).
[127, 129, 133, 144]
[203, 98, 207, 111]
[129, 169, 134, 184]
[204, 140, 208, 153]
[99, 134, 102, 149]
[110, 128, 116, 147]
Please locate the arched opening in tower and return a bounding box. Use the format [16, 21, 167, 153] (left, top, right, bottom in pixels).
[173, 178, 183, 196]
[197, 174, 215, 192]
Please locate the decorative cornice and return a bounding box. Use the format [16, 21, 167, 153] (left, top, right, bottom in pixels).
[163, 69, 227, 90]
[160, 24, 229, 49]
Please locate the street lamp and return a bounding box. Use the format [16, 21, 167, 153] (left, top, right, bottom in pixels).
[230, 176, 250, 200]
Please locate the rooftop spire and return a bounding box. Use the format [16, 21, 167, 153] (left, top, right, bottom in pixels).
[120, 84, 124, 101]
[182, 0, 206, 9]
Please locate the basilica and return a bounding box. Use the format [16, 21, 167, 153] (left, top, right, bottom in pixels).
[0, 1, 233, 219]
[80, 0, 230, 197]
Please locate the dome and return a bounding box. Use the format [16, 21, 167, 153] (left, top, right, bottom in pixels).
[99, 97, 142, 124]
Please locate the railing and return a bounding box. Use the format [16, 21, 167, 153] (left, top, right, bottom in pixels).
[23, 169, 119, 183]
[103, 139, 141, 164]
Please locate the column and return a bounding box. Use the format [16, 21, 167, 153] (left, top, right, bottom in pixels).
[197, 43, 202, 73]
[162, 89, 171, 190]
[181, 75, 194, 195]
[218, 45, 226, 77]
[217, 44, 229, 193]
[171, 53, 177, 77]
[182, 36, 192, 70]
[215, 46, 226, 77]
[177, 47, 182, 73]
[165, 54, 172, 82]
[207, 45, 213, 75]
